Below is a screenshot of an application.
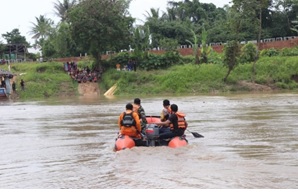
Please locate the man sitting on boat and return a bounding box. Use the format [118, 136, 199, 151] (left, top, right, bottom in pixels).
[118, 103, 142, 139]
[133, 98, 148, 134]
[159, 99, 173, 135]
[155, 104, 188, 140]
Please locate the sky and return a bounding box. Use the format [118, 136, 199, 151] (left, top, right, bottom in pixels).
[0, 0, 231, 48]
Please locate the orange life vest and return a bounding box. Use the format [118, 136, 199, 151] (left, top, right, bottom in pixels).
[170, 112, 188, 129]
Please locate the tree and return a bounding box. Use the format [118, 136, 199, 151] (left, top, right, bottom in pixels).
[223, 40, 241, 82]
[1, 29, 30, 61]
[29, 15, 55, 53]
[0, 41, 6, 56]
[68, 0, 134, 67]
[131, 25, 150, 60]
[200, 26, 212, 64]
[53, 0, 77, 22]
[291, 16, 298, 33]
[2, 29, 29, 45]
[29, 15, 54, 40]
[186, 29, 200, 64]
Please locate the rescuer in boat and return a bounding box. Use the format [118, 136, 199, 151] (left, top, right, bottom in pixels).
[133, 98, 148, 135]
[159, 99, 172, 135]
[160, 99, 172, 122]
[155, 104, 188, 140]
[118, 103, 142, 139]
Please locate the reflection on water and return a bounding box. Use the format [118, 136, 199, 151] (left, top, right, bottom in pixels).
[0, 93, 298, 188]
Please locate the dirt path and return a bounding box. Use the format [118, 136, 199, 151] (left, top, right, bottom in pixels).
[236, 80, 274, 91]
[78, 82, 100, 97]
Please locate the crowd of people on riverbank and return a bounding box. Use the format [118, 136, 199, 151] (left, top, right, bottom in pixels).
[63, 61, 103, 83]
[116, 59, 137, 71]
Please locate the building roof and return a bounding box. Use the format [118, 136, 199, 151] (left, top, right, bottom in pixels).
[0, 69, 13, 77]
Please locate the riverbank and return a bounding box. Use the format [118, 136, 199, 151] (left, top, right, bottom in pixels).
[101, 56, 298, 96]
[1, 55, 298, 101]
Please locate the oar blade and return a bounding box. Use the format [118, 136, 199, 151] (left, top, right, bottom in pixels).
[191, 131, 204, 138]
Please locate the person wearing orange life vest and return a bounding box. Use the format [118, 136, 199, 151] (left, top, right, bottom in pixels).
[118, 103, 141, 138]
[155, 104, 188, 140]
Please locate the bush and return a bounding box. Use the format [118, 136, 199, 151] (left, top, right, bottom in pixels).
[260, 48, 279, 57]
[280, 47, 298, 56]
[181, 55, 195, 64]
[240, 43, 257, 63]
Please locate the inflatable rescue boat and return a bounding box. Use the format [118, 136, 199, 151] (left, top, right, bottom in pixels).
[114, 116, 188, 151]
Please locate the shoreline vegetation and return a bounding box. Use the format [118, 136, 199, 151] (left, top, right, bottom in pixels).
[1, 54, 298, 101]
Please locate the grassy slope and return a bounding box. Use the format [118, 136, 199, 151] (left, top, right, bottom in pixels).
[1, 55, 298, 100]
[101, 56, 298, 96]
[1, 62, 78, 100]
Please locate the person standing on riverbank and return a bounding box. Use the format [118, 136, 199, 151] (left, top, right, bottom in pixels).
[12, 81, 16, 92]
[20, 79, 25, 91]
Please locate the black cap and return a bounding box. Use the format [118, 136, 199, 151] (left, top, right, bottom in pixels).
[134, 98, 141, 105]
[163, 99, 170, 106]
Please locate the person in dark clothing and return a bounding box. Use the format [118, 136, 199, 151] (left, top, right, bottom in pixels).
[127, 59, 133, 71]
[133, 98, 147, 134]
[20, 79, 25, 91]
[159, 99, 172, 134]
[155, 104, 187, 140]
[132, 59, 137, 72]
[12, 81, 16, 92]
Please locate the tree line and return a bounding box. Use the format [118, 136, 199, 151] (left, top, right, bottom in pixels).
[0, 0, 298, 67]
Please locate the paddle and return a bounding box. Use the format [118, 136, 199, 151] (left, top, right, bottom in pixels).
[187, 129, 204, 138]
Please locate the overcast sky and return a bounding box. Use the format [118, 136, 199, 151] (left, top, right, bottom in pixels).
[0, 0, 231, 45]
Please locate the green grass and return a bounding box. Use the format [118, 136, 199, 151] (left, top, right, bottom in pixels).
[102, 56, 298, 95]
[1, 62, 78, 100]
[1, 55, 298, 100]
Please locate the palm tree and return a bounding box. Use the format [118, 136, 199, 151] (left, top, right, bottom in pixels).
[29, 15, 54, 51]
[53, 0, 77, 22]
[29, 15, 54, 40]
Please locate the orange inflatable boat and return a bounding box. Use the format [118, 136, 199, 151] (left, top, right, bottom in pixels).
[114, 116, 188, 151]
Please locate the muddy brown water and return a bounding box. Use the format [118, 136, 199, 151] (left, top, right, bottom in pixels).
[0, 93, 297, 189]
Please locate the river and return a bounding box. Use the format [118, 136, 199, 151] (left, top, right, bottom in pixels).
[0, 93, 297, 189]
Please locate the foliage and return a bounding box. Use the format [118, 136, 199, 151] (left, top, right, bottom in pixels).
[159, 38, 179, 52]
[280, 47, 298, 56]
[260, 48, 279, 57]
[29, 15, 55, 53]
[105, 50, 182, 71]
[52, 22, 79, 58]
[68, 0, 134, 67]
[108, 52, 131, 69]
[1, 29, 30, 46]
[180, 55, 195, 64]
[200, 26, 212, 64]
[186, 29, 200, 64]
[2, 54, 298, 100]
[239, 42, 258, 63]
[223, 40, 241, 82]
[207, 51, 224, 65]
[130, 25, 150, 60]
[101, 64, 227, 95]
[53, 0, 77, 22]
[227, 56, 298, 86]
